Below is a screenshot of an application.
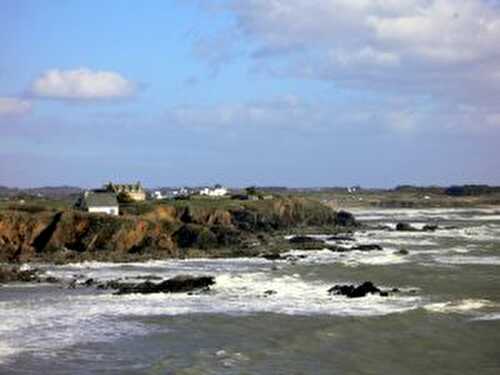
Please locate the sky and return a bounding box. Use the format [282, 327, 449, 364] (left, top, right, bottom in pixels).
[1, 0, 500, 188]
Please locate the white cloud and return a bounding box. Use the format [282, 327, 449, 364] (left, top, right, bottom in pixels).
[0, 97, 32, 117]
[201, 0, 500, 105]
[30, 68, 136, 100]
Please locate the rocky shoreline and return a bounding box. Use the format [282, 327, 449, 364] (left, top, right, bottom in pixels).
[0, 197, 358, 264]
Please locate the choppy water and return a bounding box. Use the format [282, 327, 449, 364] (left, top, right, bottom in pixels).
[1, 208, 500, 374]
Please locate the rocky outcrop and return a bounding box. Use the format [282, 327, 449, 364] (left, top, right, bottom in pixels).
[0, 197, 357, 262]
[113, 275, 215, 295]
[328, 281, 391, 298]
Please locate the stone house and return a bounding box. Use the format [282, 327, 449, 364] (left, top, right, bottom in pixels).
[76, 191, 119, 216]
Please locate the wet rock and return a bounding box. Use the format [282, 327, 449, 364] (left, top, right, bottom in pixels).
[289, 236, 324, 245]
[261, 253, 282, 261]
[83, 278, 95, 287]
[97, 279, 123, 290]
[396, 223, 417, 231]
[115, 275, 216, 295]
[264, 290, 277, 296]
[351, 244, 383, 251]
[125, 275, 162, 281]
[328, 281, 386, 298]
[396, 249, 409, 255]
[44, 276, 60, 283]
[0, 266, 42, 283]
[335, 211, 358, 227]
[327, 235, 355, 242]
[422, 224, 439, 232]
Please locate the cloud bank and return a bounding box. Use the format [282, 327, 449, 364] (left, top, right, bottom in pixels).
[199, 0, 500, 109]
[30, 68, 136, 100]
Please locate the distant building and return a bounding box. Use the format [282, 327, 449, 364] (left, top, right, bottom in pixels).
[152, 191, 164, 200]
[104, 181, 146, 202]
[76, 191, 119, 216]
[199, 185, 228, 197]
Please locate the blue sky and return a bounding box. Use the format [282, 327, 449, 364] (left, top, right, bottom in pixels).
[1, 0, 500, 188]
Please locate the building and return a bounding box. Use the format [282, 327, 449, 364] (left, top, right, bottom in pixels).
[104, 181, 146, 202]
[199, 185, 228, 197]
[76, 191, 119, 216]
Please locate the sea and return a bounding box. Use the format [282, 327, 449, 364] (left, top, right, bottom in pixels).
[1, 207, 500, 374]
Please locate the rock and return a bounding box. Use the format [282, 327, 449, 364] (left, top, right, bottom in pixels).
[115, 275, 216, 295]
[351, 244, 383, 251]
[261, 253, 282, 261]
[335, 211, 358, 227]
[0, 266, 41, 283]
[125, 275, 162, 281]
[422, 225, 438, 232]
[396, 249, 409, 255]
[395, 222, 416, 231]
[327, 235, 355, 242]
[44, 276, 60, 283]
[289, 236, 324, 244]
[264, 290, 277, 296]
[327, 245, 351, 253]
[328, 281, 384, 298]
[83, 278, 95, 287]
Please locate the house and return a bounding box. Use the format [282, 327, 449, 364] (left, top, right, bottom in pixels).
[199, 185, 228, 197]
[76, 191, 119, 216]
[104, 181, 146, 202]
[152, 191, 164, 200]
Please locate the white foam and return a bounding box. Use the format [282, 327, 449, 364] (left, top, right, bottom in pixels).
[424, 299, 494, 314]
[472, 313, 500, 321]
[433, 255, 500, 266]
[0, 270, 421, 364]
[282, 248, 409, 267]
[352, 208, 500, 222]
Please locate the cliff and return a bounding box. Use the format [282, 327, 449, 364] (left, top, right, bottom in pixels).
[0, 197, 356, 263]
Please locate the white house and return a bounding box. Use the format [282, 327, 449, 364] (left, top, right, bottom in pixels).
[199, 185, 228, 197]
[76, 191, 119, 216]
[152, 191, 164, 200]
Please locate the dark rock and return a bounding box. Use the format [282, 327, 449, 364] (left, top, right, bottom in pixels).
[261, 253, 282, 261]
[351, 244, 383, 251]
[328, 281, 384, 298]
[44, 276, 60, 283]
[335, 211, 358, 227]
[83, 278, 95, 287]
[395, 222, 416, 231]
[327, 235, 355, 242]
[422, 225, 438, 232]
[327, 245, 351, 253]
[115, 275, 216, 295]
[289, 236, 324, 244]
[396, 249, 409, 255]
[125, 275, 162, 281]
[0, 266, 42, 283]
[264, 290, 277, 296]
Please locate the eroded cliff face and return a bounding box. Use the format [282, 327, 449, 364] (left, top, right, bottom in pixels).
[0, 197, 356, 262]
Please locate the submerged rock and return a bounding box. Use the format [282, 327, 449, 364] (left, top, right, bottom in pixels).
[395, 223, 417, 231]
[114, 275, 216, 295]
[328, 281, 392, 298]
[351, 244, 383, 251]
[327, 235, 355, 242]
[395, 249, 410, 255]
[422, 224, 439, 232]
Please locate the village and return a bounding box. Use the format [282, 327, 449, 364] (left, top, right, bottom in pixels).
[74, 182, 272, 216]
